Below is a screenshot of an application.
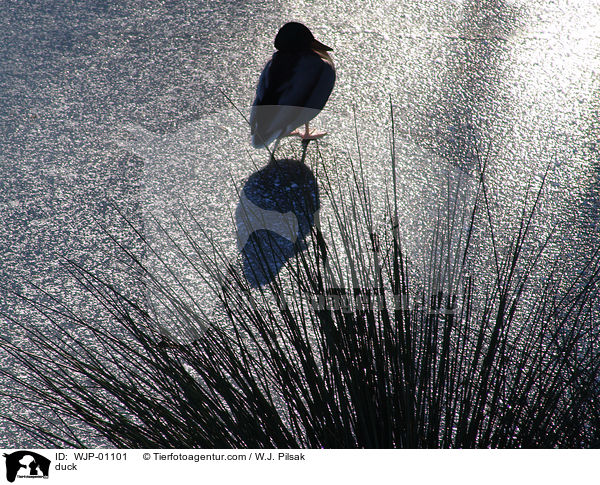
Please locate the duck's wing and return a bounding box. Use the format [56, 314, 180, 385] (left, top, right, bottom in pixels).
[250, 59, 282, 147]
[251, 60, 272, 112]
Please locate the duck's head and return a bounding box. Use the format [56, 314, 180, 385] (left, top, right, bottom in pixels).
[274, 22, 333, 55]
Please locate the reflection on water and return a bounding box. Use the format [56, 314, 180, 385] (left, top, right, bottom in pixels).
[1, 0, 599, 446]
[431, 0, 519, 172]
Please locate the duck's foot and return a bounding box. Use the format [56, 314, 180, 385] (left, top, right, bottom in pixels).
[287, 128, 328, 140]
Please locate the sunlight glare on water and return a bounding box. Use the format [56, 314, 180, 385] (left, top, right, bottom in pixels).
[0, 0, 599, 446]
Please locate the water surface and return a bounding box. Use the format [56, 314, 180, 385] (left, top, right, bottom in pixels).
[1, 0, 598, 446]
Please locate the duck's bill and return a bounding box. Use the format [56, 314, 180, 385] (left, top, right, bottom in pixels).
[311, 39, 333, 51]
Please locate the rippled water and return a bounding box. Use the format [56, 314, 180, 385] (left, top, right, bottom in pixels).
[1, 0, 599, 446]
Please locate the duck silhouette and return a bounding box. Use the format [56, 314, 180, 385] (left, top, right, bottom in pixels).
[250, 22, 336, 154]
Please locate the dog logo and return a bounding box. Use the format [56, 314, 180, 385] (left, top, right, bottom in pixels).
[3, 451, 51, 483]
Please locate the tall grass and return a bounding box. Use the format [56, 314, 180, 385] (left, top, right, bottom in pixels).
[1, 128, 600, 448]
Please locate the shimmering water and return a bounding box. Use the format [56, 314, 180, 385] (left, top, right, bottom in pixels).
[1, 0, 599, 446]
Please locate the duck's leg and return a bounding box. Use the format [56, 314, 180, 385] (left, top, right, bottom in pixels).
[269, 138, 281, 162]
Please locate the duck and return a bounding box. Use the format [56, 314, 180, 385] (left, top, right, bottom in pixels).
[250, 22, 336, 154]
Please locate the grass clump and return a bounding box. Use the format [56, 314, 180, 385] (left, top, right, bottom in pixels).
[1, 128, 600, 448]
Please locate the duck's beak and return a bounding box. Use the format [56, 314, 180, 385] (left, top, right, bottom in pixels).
[311, 38, 333, 52]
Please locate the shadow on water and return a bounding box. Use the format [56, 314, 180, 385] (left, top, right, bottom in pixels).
[432, 0, 519, 172]
[235, 158, 320, 287]
[577, 81, 600, 256]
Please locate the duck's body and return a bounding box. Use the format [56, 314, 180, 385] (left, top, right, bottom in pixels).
[250, 22, 335, 149]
